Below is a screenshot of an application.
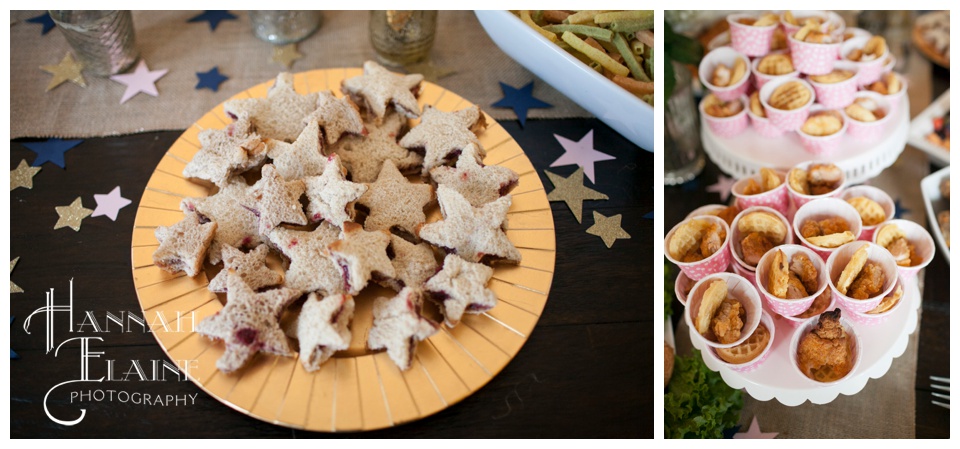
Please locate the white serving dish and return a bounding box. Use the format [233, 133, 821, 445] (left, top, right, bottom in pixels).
[907, 89, 950, 166]
[689, 276, 921, 406]
[475, 10, 653, 151]
[920, 165, 950, 264]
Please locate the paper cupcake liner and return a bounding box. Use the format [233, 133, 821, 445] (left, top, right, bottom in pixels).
[793, 197, 864, 261]
[699, 47, 752, 101]
[871, 219, 936, 281]
[797, 106, 847, 156]
[709, 310, 777, 373]
[847, 275, 905, 326]
[759, 77, 815, 131]
[732, 171, 790, 217]
[785, 162, 847, 209]
[730, 206, 794, 272]
[841, 36, 888, 86]
[684, 272, 763, 350]
[808, 61, 860, 108]
[702, 95, 749, 138]
[755, 244, 829, 317]
[664, 215, 732, 281]
[839, 184, 894, 241]
[825, 241, 899, 313]
[727, 14, 778, 57]
[790, 314, 861, 386]
[787, 34, 841, 76]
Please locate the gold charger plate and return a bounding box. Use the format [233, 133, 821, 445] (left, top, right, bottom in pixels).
[130, 68, 556, 431]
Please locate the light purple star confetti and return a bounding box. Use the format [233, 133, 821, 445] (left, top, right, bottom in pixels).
[110, 60, 168, 104]
[92, 186, 132, 221]
[706, 174, 736, 202]
[734, 416, 778, 439]
[549, 129, 615, 183]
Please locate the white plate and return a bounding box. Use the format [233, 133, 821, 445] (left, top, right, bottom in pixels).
[689, 278, 920, 406]
[702, 95, 909, 185]
[907, 89, 950, 166]
[474, 10, 653, 151]
[921, 165, 950, 264]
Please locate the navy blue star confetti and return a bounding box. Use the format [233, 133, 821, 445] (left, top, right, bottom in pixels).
[196, 66, 228, 92]
[27, 12, 56, 35]
[22, 138, 83, 169]
[492, 81, 552, 127]
[643, 211, 654, 220]
[894, 198, 911, 219]
[11, 317, 20, 360]
[187, 11, 237, 31]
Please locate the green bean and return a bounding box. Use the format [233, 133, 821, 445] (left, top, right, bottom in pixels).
[613, 33, 649, 82]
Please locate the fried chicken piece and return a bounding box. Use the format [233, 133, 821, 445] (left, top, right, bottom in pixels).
[742, 178, 764, 195]
[785, 273, 809, 299]
[886, 237, 914, 267]
[700, 223, 726, 258]
[715, 206, 739, 226]
[711, 298, 744, 344]
[810, 184, 837, 195]
[818, 217, 850, 236]
[790, 252, 819, 293]
[740, 232, 774, 266]
[808, 163, 843, 191]
[848, 262, 884, 299]
[796, 289, 831, 319]
[800, 220, 822, 239]
[797, 309, 851, 382]
[681, 249, 705, 263]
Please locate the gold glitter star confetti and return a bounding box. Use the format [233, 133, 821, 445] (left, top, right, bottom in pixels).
[585, 211, 631, 248]
[54, 197, 94, 232]
[40, 52, 86, 92]
[10, 159, 41, 191]
[545, 167, 608, 223]
[271, 43, 303, 69]
[10, 257, 23, 294]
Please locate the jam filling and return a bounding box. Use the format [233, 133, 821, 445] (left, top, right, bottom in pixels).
[235, 328, 258, 346]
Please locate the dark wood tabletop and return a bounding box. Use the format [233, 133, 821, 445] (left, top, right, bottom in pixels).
[10, 118, 652, 438]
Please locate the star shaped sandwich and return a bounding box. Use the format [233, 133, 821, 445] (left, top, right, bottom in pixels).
[330, 112, 423, 183]
[424, 254, 498, 327]
[303, 154, 367, 228]
[382, 235, 439, 292]
[341, 60, 423, 123]
[224, 72, 319, 142]
[182, 119, 267, 187]
[153, 212, 217, 277]
[367, 287, 439, 370]
[296, 293, 355, 371]
[268, 223, 344, 296]
[356, 159, 433, 237]
[247, 164, 307, 235]
[196, 271, 301, 374]
[418, 185, 521, 264]
[400, 105, 488, 175]
[266, 119, 328, 180]
[327, 222, 396, 295]
[181, 177, 261, 265]
[429, 143, 519, 207]
[303, 91, 366, 146]
[208, 244, 283, 293]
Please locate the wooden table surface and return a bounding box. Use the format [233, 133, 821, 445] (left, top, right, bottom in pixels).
[9, 118, 652, 438]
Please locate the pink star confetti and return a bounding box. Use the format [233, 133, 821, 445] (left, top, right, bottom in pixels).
[109, 60, 168, 104]
[549, 129, 615, 184]
[734, 416, 778, 439]
[706, 174, 736, 203]
[92, 186, 132, 221]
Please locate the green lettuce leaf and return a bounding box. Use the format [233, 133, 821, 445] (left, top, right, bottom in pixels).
[665, 350, 743, 439]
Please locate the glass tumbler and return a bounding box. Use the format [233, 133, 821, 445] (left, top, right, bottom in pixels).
[249, 11, 323, 45]
[665, 61, 705, 185]
[369, 10, 438, 66]
[48, 10, 139, 77]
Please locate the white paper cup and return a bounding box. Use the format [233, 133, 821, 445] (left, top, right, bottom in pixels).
[841, 36, 888, 86]
[793, 198, 864, 261]
[699, 47, 752, 101]
[797, 106, 847, 156]
[785, 161, 847, 209]
[825, 241, 899, 313]
[685, 272, 762, 349]
[871, 219, 936, 281]
[778, 288, 836, 327]
[730, 206, 794, 271]
[707, 310, 776, 373]
[755, 244, 829, 317]
[790, 312, 861, 386]
[759, 77, 816, 131]
[751, 50, 800, 90]
[727, 13, 779, 57]
[839, 185, 895, 241]
[842, 91, 893, 143]
[665, 215, 732, 281]
[847, 274, 906, 326]
[701, 95, 750, 138]
[807, 61, 860, 108]
[732, 170, 790, 217]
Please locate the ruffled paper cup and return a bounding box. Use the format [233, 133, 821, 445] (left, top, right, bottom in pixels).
[732, 170, 790, 217]
[790, 313, 861, 386]
[847, 274, 906, 326]
[825, 241, 899, 314]
[699, 47, 752, 101]
[787, 32, 842, 76]
[759, 77, 816, 131]
[701, 95, 749, 138]
[685, 272, 763, 350]
[778, 288, 836, 328]
[751, 50, 800, 90]
[730, 206, 794, 272]
[727, 13, 779, 57]
[780, 10, 831, 38]
[839, 185, 894, 241]
[867, 72, 908, 116]
[664, 215, 732, 281]
[797, 106, 847, 156]
[707, 310, 777, 373]
[755, 244, 830, 317]
[871, 219, 936, 281]
[808, 61, 860, 108]
[793, 198, 864, 261]
[841, 36, 888, 86]
[842, 91, 893, 143]
[786, 161, 847, 209]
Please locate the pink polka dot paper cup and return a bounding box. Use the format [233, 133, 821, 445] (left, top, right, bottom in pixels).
[807, 61, 860, 108]
[686, 204, 736, 222]
[790, 312, 861, 386]
[706, 310, 776, 373]
[787, 32, 842, 76]
[780, 11, 831, 38]
[732, 170, 790, 217]
[751, 51, 800, 90]
[701, 95, 749, 138]
[699, 47, 752, 101]
[793, 198, 863, 261]
[864, 72, 908, 116]
[731, 262, 758, 290]
[786, 161, 847, 209]
[797, 106, 847, 156]
[882, 54, 897, 74]
[746, 105, 786, 138]
[665, 215, 732, 282]
[825, 241, 899, 314]
[839, 185, 894, 241]
[847, 274, 906, 326]
[871, 219, 935, 281]
[674, 270, 695, 307]
[755, 244, 829, 317]
[684, 272, 762, 350]
[841, 36, 888, 86]
[778, 288, 836, 328]
[730, 206, 794, 272]
[842, 27, 872, 42]
[842, 91, 893, 143]
[727, 13, 779, 57]
[759, 77, 815, 131]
